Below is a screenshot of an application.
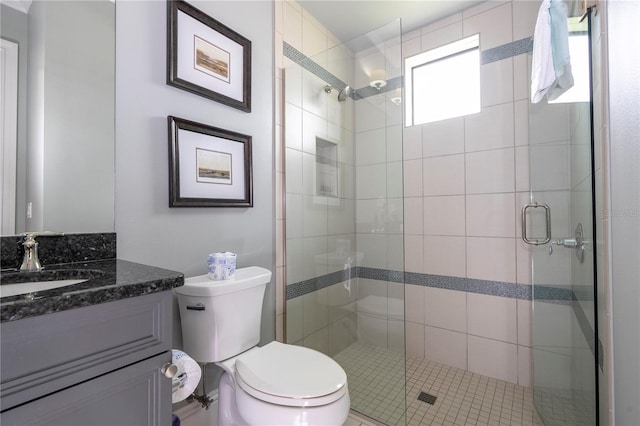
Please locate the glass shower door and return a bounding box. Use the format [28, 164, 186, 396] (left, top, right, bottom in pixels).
[282, 17, 405, 425]
[524, 16, 598, 426]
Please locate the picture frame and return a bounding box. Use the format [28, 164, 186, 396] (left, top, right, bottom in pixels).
[167, 0, 251, 112]
[168, 116, 253, 207]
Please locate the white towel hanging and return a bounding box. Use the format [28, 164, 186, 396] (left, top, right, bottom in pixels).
[531, 0, 574, 103]
[531, 0, 555, 103]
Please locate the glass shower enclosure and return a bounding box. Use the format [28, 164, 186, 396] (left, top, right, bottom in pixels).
[524, 14, 598, 426]
[282, 20, 406, 425]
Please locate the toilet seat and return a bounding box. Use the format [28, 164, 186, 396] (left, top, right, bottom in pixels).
[234, 342, 347, 407]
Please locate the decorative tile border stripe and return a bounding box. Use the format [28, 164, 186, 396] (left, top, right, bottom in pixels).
[532, 284, 601, 367]
[572, 285, 596, 301]
[481, 37, 533, 65]
[286, 267, 583, 303]
[572, 298, 602, 369]
[358, 266, 405, 283]
[533, 285, 574, 303]
[352, 76, 403, 100]
[285, 267, 357, 300]
[286, 267, 602, 369]
[283, 41, 404, 101]
[283, 42, 350, 94]
[598, 334, 604, 370]
[404, 271, 534, 300]
[284, 37, 534, 103]
[287, 267, 534, 300]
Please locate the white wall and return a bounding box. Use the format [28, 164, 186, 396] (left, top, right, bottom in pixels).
[114, 1, 274, 348]
[351, 23, 405, 353]
[607, 1, 640, 425]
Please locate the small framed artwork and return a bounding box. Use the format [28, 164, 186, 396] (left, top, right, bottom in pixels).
[168, 116, 253, 207]
[167, 0, 251, 112]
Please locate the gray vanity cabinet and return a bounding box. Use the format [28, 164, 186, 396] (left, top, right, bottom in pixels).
[0, 291, 174, 425]
[0, 352, 170, 425]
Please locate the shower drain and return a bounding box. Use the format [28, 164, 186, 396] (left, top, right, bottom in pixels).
[417, 391, 437, 405]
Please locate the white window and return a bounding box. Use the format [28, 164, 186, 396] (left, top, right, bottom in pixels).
[549, 33, 590, 104]
[550, 17, 590, 104]
[405, 34, 480, 126]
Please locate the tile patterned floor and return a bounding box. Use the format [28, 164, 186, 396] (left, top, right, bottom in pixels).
[534, 387, 595, 426]
[336, 342, 543, 426]
[335, 342, 406, 425]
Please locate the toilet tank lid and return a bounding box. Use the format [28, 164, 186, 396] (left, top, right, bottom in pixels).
[175, 266, 272, 297]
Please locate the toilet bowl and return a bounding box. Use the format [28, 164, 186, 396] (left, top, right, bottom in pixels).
[217, 342, 349, 425]
[175, 267, 350, 425]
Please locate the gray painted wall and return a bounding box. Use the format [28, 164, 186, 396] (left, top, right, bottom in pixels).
[1, 2, 115, 235]
[25, 0, 44, 232]
[114, 0, 275, 357]
[20, 1, 115, 234]
[42, 1, 115, 233]
[0, 4, 28, 233]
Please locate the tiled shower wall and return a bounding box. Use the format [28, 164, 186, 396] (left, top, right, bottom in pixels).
[400, 1, 542, 387]
[276, 0, 589, 388]
[351, 24, 405, 352]
[274, 0, 359, 354]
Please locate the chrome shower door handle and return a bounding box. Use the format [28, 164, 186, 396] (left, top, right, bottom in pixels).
[521, 202, 552, 245]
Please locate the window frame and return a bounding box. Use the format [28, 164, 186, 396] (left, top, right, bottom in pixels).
[405, 34, 481, 127]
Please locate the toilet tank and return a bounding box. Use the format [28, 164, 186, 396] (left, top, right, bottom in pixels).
[175, 266, 272, 363]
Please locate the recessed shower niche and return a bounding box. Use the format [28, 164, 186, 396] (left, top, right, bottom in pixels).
[315, 137, 339, 198]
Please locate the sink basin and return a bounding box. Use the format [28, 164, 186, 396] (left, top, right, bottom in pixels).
[0, 279, 87, 298]
[0, 269, 104, 298]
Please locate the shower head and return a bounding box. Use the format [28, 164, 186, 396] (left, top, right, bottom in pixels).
[337, 86, 352, 102]
[324, 84, 354, 102]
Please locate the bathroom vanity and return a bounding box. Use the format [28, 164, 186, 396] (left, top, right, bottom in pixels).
[0, 234, 184, 425]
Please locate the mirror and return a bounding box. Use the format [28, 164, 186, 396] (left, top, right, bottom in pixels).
[0, 0, 115, 236]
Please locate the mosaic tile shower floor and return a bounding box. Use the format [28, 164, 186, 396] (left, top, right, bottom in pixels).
[335, 342, 544, 426]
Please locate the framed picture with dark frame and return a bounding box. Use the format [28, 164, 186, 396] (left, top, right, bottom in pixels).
[167, 0, 251, 112]
[168, 116, 253, 207]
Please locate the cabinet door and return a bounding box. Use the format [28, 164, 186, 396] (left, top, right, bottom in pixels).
[0, 352, 172, 426]
[1, 291, 172, 411]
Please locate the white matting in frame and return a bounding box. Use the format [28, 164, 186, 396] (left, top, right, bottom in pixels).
[167, 1, 251, 112]
[168, 115, 253, 207]
[177, 11, 242, 100]
[178, 129, 245, 200]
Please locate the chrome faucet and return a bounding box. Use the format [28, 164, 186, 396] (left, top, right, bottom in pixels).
[20, 231, 64, 272]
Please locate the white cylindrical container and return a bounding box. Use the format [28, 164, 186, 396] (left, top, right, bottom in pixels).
[170, 349, 202, 403]
[207, 251, 237, 280]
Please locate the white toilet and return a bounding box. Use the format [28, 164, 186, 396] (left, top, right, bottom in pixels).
[175, 266, 350, 426]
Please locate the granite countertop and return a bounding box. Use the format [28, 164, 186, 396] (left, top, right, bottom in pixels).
[0, 259, 184, 322]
